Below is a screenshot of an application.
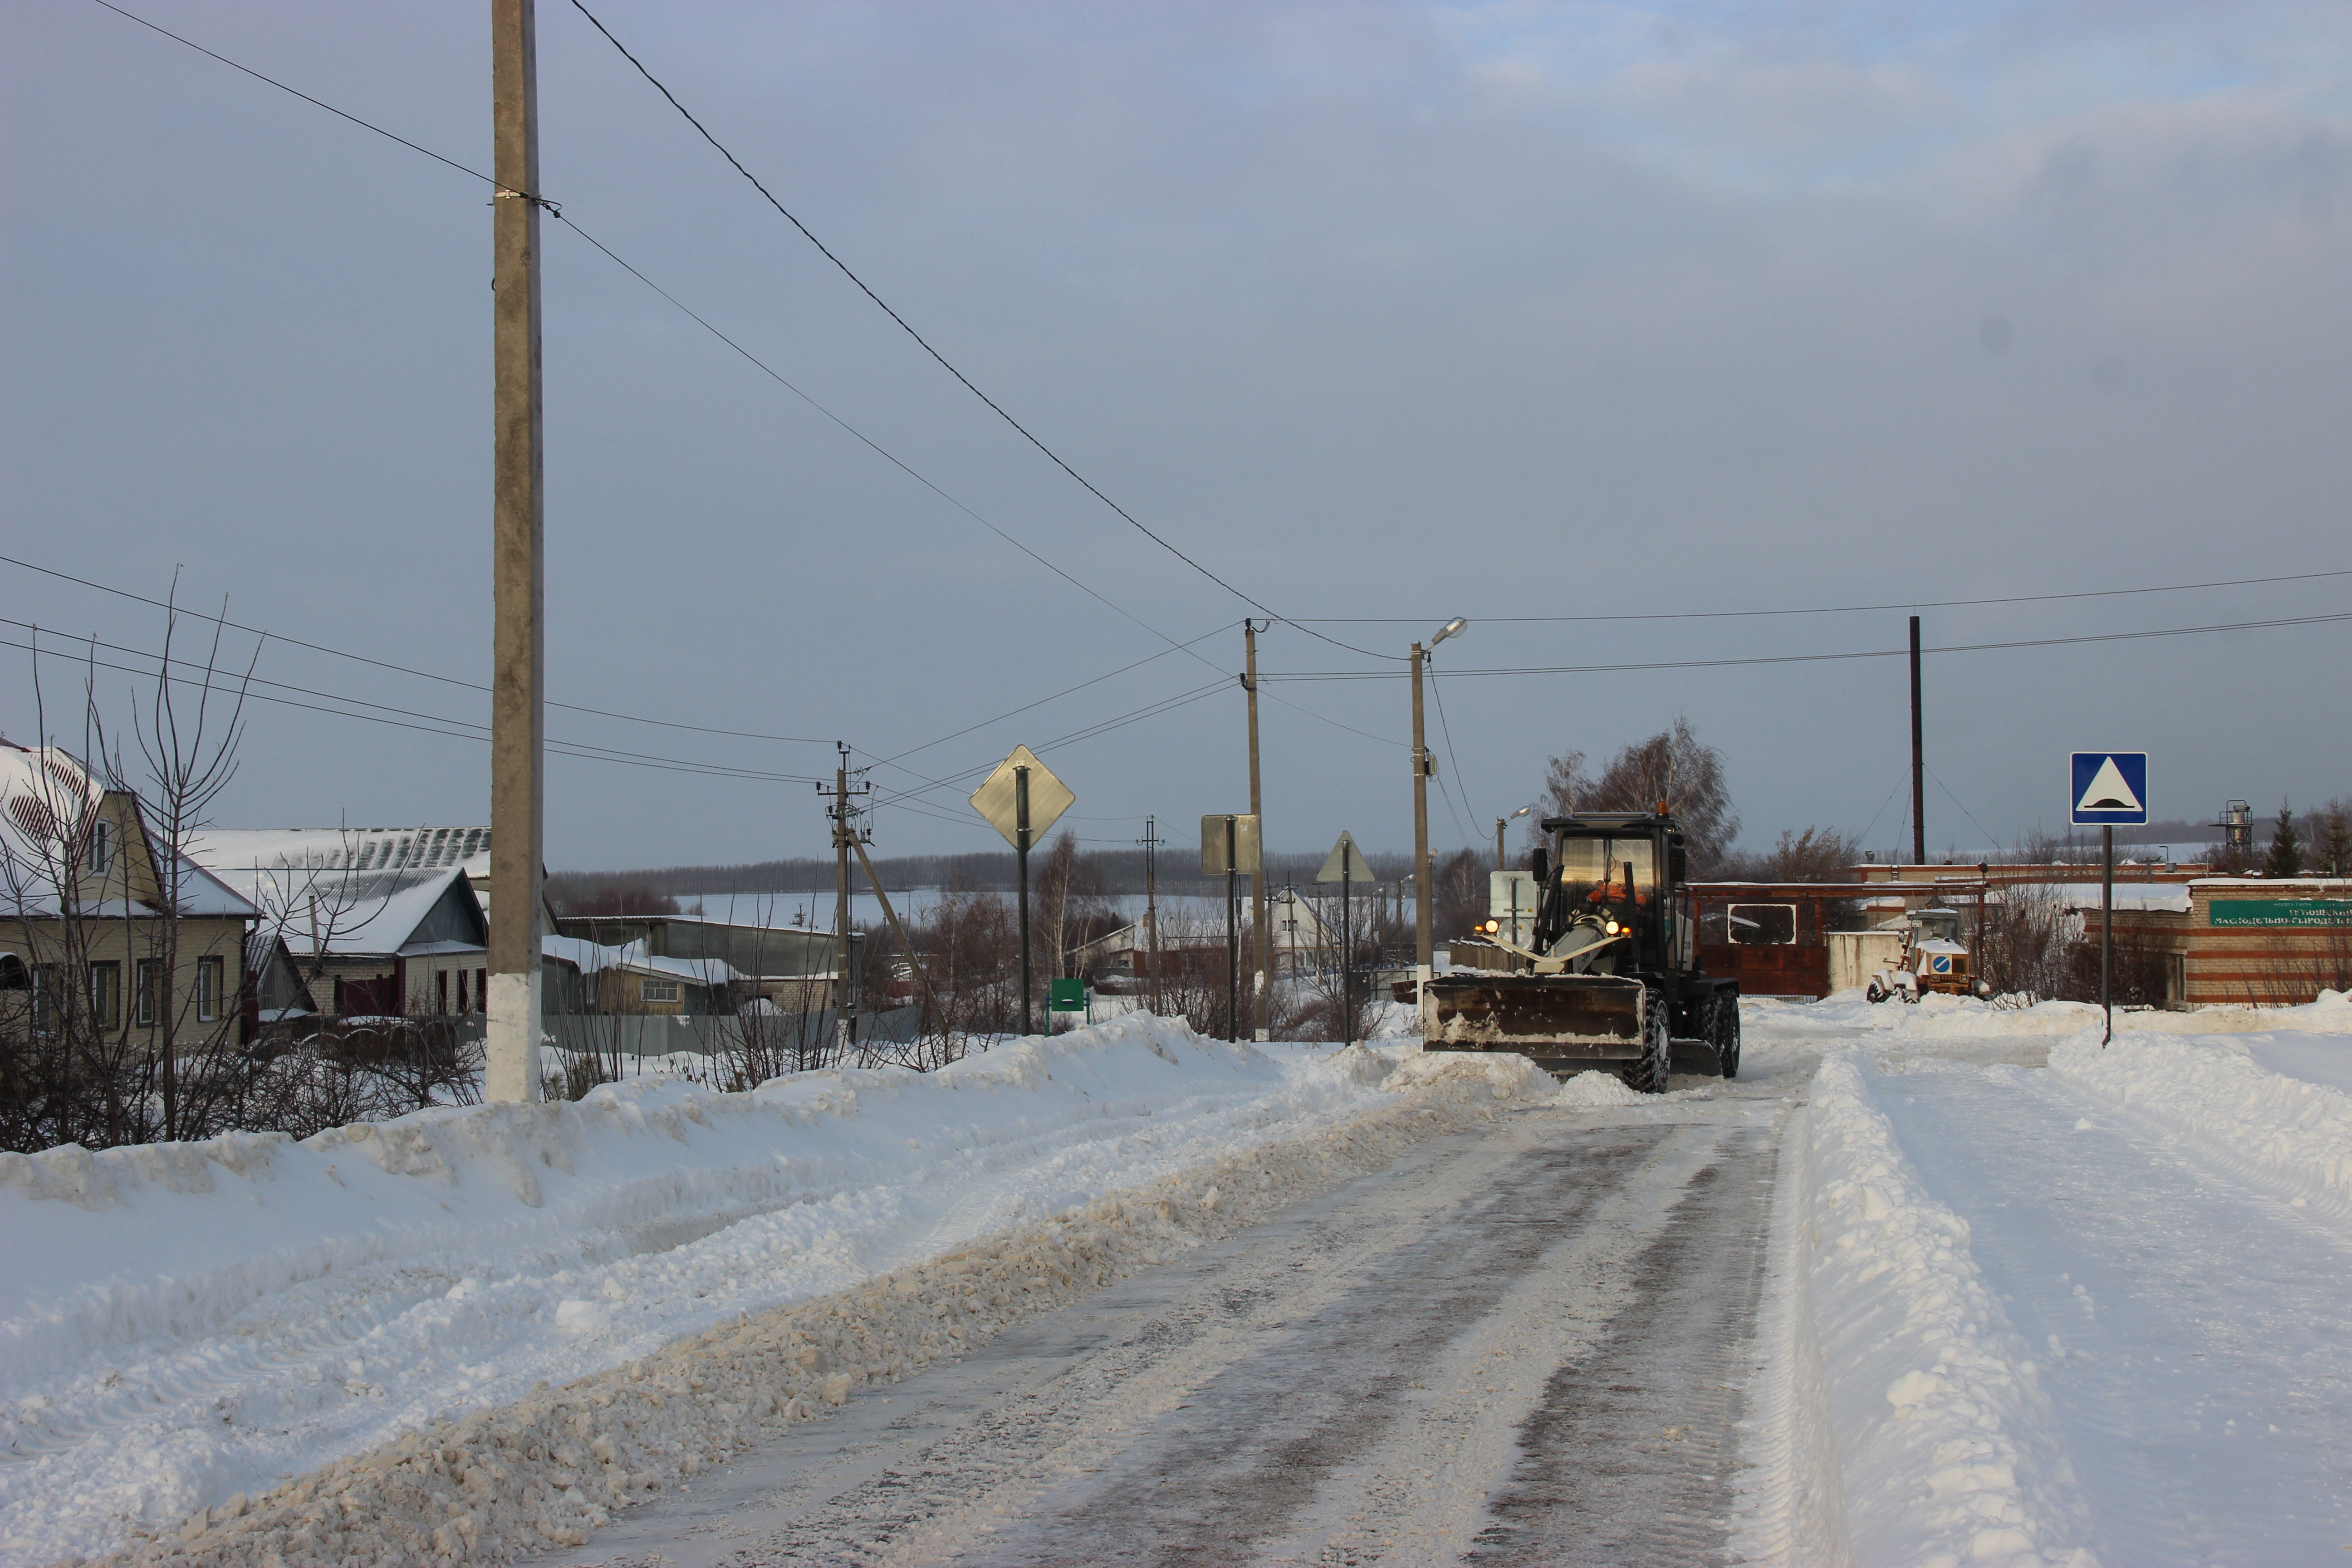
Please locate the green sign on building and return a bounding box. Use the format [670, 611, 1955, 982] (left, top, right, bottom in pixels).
[2208, 899, 2352, 928]
[1049, 978, 1089, 1011]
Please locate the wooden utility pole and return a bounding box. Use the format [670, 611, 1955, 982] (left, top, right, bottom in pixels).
[1910, 614, 1926, 867]
[485, 0, 544, 1102]
[1140, 815, 1162, 1015]
[1244, 622, 1269, 1041]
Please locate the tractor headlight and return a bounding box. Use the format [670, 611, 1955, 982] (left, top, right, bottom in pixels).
[1604, 919, 1621, 935]
[1483, 919, 1499, 934]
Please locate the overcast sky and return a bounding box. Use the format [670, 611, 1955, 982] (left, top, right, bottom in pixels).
[5, 0, 2347, 871]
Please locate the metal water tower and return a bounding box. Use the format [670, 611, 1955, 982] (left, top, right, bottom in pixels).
[2213, 799, 2252, 853]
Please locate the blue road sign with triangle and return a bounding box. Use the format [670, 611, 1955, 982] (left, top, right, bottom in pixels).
[2070, 752, 2149, 826]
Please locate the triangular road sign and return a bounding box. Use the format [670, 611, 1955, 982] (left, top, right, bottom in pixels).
[1316, 831, 1378, 884]
[969, 745, 1073, 848]
[2076, 755, 2142, 813]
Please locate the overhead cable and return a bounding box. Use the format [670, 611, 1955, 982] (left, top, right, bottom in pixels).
[565, 0, 1400, 663]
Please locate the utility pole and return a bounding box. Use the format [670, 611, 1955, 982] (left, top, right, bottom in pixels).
[1910, 614, 1926, 868]
[1411, 619, 1467, 1032]
[1244, 622, 1269, 1042]
[485, 0, 544, 1103]
[1139, 815, 1162, 1016]
[1411, 643, 1432, 1029]
[821, 744, 870, 1058]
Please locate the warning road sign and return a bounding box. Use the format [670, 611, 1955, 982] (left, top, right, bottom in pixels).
[2070, 752, 2149, 826]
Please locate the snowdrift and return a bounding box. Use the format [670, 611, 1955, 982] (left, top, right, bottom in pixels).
[0, 1017, 1467, 1567]
[2049, 990, 2352, 1219]
[1740, 1051, 2091, 1568]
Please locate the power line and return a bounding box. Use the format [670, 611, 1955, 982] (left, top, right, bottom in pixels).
[1288, 567, 2352, 625]
[565, 0, 1399, 664]
[6, 630, 824, 786]
[73, 8, 1402, 764]
[1426, 664, 1476, 847]
[1263, 610, 2352, 680]
[2, 554, 830, 745]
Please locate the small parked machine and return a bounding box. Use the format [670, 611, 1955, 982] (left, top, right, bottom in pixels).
[1422, 810, 1740, 1092]
[1865, 906, 1992, 1003]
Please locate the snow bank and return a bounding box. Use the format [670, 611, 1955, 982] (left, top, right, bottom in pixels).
[0, 1016, 1406, 1567]
[1754, 1052, 2091, 1568]
[78, 1061, 1536, 1568]
[2049, 991, 2352, 1219]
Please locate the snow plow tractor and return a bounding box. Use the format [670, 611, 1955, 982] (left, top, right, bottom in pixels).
[1423, 810, 1740, 1093]
[1866, 906, 1992, 1003]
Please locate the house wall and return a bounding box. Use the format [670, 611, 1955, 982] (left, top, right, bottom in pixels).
[5, 913, 251, 1040]
[2085, 881, 2352, 1008]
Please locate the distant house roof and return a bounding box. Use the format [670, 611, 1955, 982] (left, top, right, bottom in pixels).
[542, 933, 742, 988]
[186, 826, 491, 878]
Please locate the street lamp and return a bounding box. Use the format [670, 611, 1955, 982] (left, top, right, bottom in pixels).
[1411, 617, 1468, 1032]
[1496, 803, 1534, 870]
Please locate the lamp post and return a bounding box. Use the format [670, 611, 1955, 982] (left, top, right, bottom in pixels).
[1496, 803, 1533, 871]
[1413, 617, 1467, 1034]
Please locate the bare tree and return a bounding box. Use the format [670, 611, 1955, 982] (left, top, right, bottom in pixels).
[1535, 717, 1739, 871]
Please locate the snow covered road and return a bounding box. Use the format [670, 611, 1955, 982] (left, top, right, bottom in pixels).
[531, 1089, 1788, 1567]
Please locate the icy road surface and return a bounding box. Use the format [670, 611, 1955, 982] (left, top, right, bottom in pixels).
[535, 1083, 1792, 1568]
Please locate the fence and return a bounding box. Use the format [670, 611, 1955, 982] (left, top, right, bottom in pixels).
[541, 1007, 923, 1062]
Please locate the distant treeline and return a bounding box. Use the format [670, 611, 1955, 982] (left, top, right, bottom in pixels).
[548, 845, 1422, 912]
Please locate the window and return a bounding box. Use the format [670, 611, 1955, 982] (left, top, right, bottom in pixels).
[196, 956, 224, 1022]
[87, 819, 112, 876]
[476, 968, 487, 1012]
[436, 969, 450, 1015]
[135, 959, 163, 1025]
[641, 978, 680, 1004]
[456, 967, 469, 1014]
[32, 965, 58, 1031]
[89, 962, 120, 1029]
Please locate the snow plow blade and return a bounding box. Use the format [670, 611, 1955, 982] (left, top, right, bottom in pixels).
[1424, 974, 1645, 1071]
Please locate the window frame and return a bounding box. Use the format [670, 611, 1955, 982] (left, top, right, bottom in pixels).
[135, 958, 163, 1026]
[196, 955, 225, 1022]
[640, 977, 680, 1005]
[89, 960, 121, 1030]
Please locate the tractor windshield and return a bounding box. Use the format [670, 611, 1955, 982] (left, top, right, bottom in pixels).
[1554, 836, 1655, 909]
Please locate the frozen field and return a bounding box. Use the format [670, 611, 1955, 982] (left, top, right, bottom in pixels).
[5, 992, 2350, 1565]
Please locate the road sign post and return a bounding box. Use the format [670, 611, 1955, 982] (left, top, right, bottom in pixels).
[2071, 752, 2149, 1047]
[1202, 814, 1262, 1042]
[1318, 832, 1377, 1050]
[972, 746, 1073, 1039]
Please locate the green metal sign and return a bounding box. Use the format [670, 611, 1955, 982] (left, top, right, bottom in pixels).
[2207, 899, 2352, 928]
[1049, 979, 1088, 1011]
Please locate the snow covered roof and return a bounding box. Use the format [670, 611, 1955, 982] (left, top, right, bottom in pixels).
[0, 745, 257, 919]
[201, 861, 483, 958]
[185, 825, 491, 879]
[541, 933, 742, 987]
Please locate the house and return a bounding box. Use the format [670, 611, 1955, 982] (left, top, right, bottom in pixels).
[191, 850, 489, 1018]
[554, 913, 854, 1011]
[541, 934, 741, 1016]
[0, 744, 258, 1044]
[186, 826, 559, 937]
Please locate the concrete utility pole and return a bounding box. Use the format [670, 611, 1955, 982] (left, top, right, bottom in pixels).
[1244, 622, 1269, 1041]
[1910, 614, 1926, 867]
[1412, 642, 1431, 1024]
[485, 0, 544, 1103]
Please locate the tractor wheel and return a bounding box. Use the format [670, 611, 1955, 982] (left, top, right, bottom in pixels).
[1866, 981, 1887, 1004]
[1620, 991, 1673, 1094]
[1716, 995, 1742, 1080]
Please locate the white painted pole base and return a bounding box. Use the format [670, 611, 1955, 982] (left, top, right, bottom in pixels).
[485, 968, 542, 1102]
[1415, 961, 1435, 1041]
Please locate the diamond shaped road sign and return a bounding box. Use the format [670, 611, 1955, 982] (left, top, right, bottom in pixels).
[2070, 752, 2149, 826]
[970, 745, 1073, 848]
[1316, 831, 1378, 884]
